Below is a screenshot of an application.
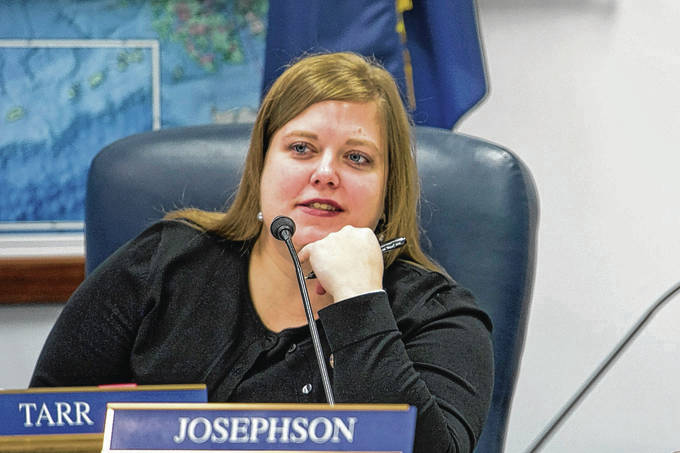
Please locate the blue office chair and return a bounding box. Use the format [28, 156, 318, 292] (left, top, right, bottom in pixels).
[86, 124, 538, 453]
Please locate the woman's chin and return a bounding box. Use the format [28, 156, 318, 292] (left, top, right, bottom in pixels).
[291, 226, 337, 248]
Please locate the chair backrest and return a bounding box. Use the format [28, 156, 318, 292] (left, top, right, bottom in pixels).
[86, 124, 538, 453]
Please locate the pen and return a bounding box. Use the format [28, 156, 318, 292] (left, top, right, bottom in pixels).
[305, 237, 407, 279]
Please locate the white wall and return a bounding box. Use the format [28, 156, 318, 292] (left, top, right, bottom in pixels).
[0, 234, 81, 389]
[0, 304, 63, 389]
[457, 0, 680, 451]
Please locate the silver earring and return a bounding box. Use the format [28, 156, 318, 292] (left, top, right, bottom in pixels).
[376, 213, 386, 242]
[257, 211, 263, 222]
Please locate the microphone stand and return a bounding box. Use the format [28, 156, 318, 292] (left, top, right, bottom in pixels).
[524, 279, 680, 452]
[271, 216, 335, 406]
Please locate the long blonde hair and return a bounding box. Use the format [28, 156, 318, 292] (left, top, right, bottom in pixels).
[166, 52, 440, 272]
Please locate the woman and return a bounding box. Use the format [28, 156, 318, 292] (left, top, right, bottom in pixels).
[31, 52, 493, 452]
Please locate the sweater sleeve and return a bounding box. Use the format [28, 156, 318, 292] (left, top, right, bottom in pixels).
[29, 224, 164, 387]
[318, 273, 493, 453]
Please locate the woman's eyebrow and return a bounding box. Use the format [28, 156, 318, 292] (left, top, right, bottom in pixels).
[346, 138, 380, 152]
[284, 130, 318, 140]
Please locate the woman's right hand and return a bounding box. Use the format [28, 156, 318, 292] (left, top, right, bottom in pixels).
[297, 225, 384, 302]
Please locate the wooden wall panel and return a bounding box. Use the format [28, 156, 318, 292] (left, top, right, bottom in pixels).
[0, 256, 84, 304]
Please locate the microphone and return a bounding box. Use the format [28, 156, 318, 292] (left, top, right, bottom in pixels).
[524, 279, 680, 452]
[270, 215, 295, 241]
[269, 215, 335, 406]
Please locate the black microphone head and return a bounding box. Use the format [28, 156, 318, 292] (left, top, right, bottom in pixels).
[270, 215, 296, 241]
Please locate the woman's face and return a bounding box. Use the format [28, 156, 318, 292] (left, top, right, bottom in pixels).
[259, 100, 387, 249]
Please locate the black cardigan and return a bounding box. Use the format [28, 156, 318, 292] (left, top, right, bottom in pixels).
[31, 220, 493, 453]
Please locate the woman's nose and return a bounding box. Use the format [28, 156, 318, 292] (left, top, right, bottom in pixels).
[310, 154, 339, 187]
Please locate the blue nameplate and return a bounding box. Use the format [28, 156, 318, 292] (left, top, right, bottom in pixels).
[0, 384, 207, 437]
[103, 403, 417, 452]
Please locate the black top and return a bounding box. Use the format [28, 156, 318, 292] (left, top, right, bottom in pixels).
[31, 220, 493, 453]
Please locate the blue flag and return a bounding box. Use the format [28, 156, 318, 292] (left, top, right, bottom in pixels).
[262, 0, 407, 94]
[402, 1, 487, 128]
[262, 0, 487, 129]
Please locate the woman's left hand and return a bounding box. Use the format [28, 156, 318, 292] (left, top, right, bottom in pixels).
[297, 225, 384, 302]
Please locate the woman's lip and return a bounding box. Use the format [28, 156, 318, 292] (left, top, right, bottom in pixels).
[298, 205, 342, 217]
[297, 199, 343, 211]
[296, 199, 344, 217]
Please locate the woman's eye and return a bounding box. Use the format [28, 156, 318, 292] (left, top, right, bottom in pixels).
[347, 152, 369, 165]
[291, 142, 309, 154]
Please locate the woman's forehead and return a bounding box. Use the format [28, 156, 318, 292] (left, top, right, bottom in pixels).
[277, 101, 384, 144]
